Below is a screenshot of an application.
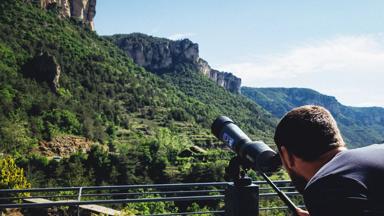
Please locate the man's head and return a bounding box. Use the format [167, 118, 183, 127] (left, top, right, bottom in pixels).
[274, 105, 346, 193]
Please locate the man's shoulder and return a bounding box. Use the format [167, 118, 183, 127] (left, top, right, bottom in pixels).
[304, 175, 369, 216]
[304, 175, 367, 198]
[307, 144, 384, 189]
[303, 144, 384, 216]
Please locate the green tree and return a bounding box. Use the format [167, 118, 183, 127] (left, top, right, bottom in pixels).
[122, 193, 178, 215]
[0, 115, 36, 156]
[186, 202, 211, 216]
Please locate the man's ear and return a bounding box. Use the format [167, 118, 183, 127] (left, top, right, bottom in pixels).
[280, 146, 295, 169]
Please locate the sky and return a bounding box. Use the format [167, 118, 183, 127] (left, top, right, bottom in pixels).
[95, 1, 384, 107]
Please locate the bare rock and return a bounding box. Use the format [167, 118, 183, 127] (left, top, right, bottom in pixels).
[114, 33, 199, 71]
[27, 0, 96, 30]
[22, 52, 61, 92]
[209, 70, 241, 94]
[70, 0, 96, 29]
[197, 59, 211, 76]
[37, 135, 93, 157]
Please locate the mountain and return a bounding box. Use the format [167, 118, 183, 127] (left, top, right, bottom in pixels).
[107, 32, 384, 147]
[105, 34, 276, 138]
[242, 87, 384, 147]
[105, 33, 242, 94]
[0, 0, 278, 189]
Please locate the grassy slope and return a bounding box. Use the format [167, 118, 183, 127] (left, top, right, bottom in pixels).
[160, 67, 277, 144]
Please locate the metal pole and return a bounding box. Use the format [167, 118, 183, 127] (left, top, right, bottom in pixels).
[224, 182, 259, 216]
[77, 187, 82, 216]
[260, 172, 298, 216]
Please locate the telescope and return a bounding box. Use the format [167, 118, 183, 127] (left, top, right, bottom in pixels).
[212, 116, 298, 216]
[211, 116, 281, 173]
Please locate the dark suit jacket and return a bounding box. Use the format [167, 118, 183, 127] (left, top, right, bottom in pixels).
[303, 144, 384, 216]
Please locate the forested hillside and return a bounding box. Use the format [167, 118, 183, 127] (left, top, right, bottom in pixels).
[0, 0, 281, 195]
[242, 87, 384, 147]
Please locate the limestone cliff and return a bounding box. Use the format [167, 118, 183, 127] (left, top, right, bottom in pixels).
[108, 33, 242, 93]
[198, 59, 241, 94]
[27, 0, 96, 30]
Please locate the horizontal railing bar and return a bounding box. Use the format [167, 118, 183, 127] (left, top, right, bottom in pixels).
[259, 186, 296, 191]
[0, 183, 228, 193]
[260, 205, 306, 211]
[0, 189, 225, 201]
[1, 187, 292, 197]
[0, 187, 80, 193]
[0, 194, 78, 201]
[80, 189, 225, 197]
[260, 192, 300, 197]
[254, 180, 292, 184]
[139, 210, 225, 216]
[0, 190, 297, 203]
[0, 195, 225, 209]
[0, 181, 292, 194]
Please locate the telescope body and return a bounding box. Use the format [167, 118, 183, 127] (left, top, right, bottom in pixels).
[212, 116, 281, 173]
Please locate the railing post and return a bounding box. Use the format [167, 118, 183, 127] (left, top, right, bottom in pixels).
[77, 187, 82, 216]
[225, 182, 259, 216]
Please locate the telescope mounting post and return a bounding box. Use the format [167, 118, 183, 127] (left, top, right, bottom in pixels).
[224, 156, 259, 216]
[224, 156, 299, 216]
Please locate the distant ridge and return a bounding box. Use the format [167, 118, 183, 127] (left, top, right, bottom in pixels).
[242, 87, 384, 147]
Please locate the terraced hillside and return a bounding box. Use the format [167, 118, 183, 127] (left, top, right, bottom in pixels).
[0, 0, 278, 190]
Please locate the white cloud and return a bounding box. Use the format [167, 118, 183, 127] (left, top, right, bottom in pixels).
[168, 32, 196, 40]
[217, 34, 384, 107]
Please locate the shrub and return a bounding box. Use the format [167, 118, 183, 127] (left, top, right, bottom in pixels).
[0, 156, 31, 190]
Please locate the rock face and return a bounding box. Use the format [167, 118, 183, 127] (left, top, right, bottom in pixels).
[113, 34, 200, 70]
[27, 0, 96, 30]
[37, 135, 92, 157]
[198, 59, 242, 94]
[22, 52, 61, 92]
[108, 33, 242, 93]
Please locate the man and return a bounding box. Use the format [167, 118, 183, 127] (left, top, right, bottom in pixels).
[274, 105, 384, 216]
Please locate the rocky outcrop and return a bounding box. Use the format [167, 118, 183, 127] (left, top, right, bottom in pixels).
[37, 135, 92, 157]
[27, 0, 96, 30]
[113, 34, 199, 70]
[212, 70, 241, 94]
[108, 33, 242, 93]
[22, 52, 61, 92]
[197, 59, 241, 94]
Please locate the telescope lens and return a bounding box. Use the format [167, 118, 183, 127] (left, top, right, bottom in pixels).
[211, 116, 233, 138]
[211, 116, 251, 151]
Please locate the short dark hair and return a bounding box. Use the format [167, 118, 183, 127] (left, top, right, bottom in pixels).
[274, 105, 345, 161]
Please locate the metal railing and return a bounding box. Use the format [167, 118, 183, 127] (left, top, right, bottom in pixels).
[0, 180, 303, 215]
